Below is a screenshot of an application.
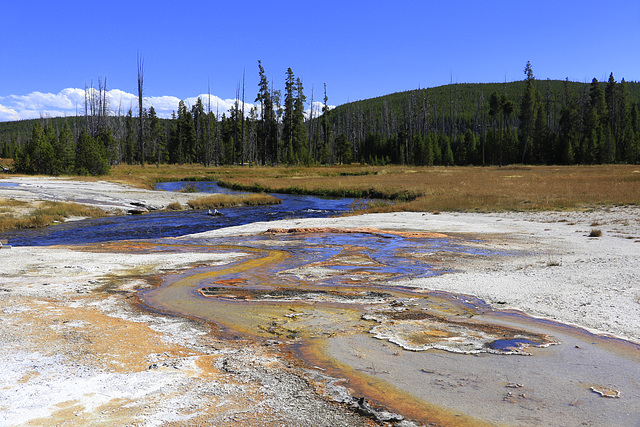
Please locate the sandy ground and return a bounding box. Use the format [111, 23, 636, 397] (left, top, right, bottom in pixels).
[1, 178, 639, 426]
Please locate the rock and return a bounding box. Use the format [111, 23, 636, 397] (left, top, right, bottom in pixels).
[353, 397, 404, 423]
[128, 208, 149, 215]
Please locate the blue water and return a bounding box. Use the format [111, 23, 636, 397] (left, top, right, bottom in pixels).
[488, 338, 537, 352]
[0, 182, 356, 246]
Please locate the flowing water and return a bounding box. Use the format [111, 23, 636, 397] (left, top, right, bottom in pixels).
[0, 181, 356, 246]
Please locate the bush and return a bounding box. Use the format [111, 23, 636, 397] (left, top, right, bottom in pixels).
[589, 228, 602, 237]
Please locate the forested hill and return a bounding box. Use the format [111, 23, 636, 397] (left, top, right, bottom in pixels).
[335, 80, 640, 117]
[328, 77, 640, 166]
[2, 72, 640, 174]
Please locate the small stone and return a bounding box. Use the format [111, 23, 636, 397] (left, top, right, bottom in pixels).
[506, 383, 524, 388]
[590, 386, 620, 398]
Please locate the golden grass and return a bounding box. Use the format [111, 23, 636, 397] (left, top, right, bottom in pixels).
[0, 199, 107, 231]
[104, 164, 383, 190]
[5, 164, 638, 221]
[208, 165, 640, 212]
[102, 163, 640, 212]
[186, 193, 281, 210]
[165, 201, 184, 211]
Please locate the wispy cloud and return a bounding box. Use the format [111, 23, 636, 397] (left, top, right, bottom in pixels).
[0, 88, 334, 122]
[0, 104, 21, 121]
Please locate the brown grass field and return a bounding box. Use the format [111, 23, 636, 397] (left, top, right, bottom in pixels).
[0, 199, 106, 231]
[2, 164, 638, 232]
[186, 193, 282, 210]
[108, 163, 640, 212]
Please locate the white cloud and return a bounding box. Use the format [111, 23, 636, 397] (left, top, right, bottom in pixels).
[0, 104, 21, 121]
[306, 100, 334, 119]
[183, 94, 256, 118]
[0, 89, 332, 122]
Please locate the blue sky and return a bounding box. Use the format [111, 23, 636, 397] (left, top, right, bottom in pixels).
[1, 0, 639, 121]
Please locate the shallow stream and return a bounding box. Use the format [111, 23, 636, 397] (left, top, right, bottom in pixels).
[0, 181, 356, 246]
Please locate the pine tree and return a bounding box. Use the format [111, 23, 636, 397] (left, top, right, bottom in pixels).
[442, 134, 454, 166]
[53, 122, 76, 175]
[124, 109, 135, 164]
[282, 67, 296, 163]
[293, 77, 309, 164]
[15, 122, 54, 174]
[586, 78, 609, 163]
[255, 61, 276, 164]
[463, 129, 477, 164]
[519, 61, 536, 163]
[321, 83, 332, 164]
[75, 128, 108, 175]
[335, 133, 352, 164]
[532, 103, 549, 163]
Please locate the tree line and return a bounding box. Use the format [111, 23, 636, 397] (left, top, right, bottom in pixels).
[329, 62, 640, 166]
[2, 61, 639, 175]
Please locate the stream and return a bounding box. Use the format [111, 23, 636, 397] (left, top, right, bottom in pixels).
[0, 181, 356, 246]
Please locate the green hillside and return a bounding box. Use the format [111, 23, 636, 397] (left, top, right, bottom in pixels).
[327, 77, 640, 166]
[2, 75, 639, 170]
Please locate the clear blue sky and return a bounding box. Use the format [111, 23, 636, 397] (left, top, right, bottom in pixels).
[1, 0, 639, 121]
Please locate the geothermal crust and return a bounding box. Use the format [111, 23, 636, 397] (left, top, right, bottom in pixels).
[1, 177, 639, 425]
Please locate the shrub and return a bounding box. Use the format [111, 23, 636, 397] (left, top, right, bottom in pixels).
[589, 228, 602, 237]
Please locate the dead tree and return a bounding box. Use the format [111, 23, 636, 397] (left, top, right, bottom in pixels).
[137, 54, 145, 166]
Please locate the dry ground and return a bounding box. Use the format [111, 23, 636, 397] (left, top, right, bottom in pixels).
[1, 174, 639, 426]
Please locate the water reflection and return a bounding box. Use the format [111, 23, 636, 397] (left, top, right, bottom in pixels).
[0, 181, 356, 246]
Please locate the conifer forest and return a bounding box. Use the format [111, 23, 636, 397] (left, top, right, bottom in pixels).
[2, 61, 639, 175]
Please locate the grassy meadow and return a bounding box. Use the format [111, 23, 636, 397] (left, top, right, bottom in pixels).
[109, 163, 640, 212]
[2, 164, 638, 231]
[0, 199, 106, 231]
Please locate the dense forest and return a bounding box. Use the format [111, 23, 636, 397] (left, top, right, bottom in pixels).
[1, 61, 639, 175]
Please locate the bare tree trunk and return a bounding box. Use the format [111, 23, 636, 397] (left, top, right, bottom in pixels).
[207, 82, 212, 167]
[309, 86, 315, 161]
[215, 102, 220, 166]
[241, 70, 246, 166]
[137, 54, 145, 167]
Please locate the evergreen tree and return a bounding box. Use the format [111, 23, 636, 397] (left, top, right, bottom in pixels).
[177, 100, 196, 162]
[294, 77, 309, 164]
[519, 61, 536, 162]
[441, 134, 454, 166]
[124, 109, 136, 164]
[501, 94, 514, 165]
[335, 133, 352, 164]
[463, 129, 477, 164]
[532, 103, 549, 163]
[41, 125, 57, 175]
[255, 60, 276, 164]
[321, 83, 332, 164]
[147, 106, 166, 166]
[282, 68, 296, 163]
[52, 122, 76, 175]
[75, 128, 109, 175]
[192, 98, 206, 164]
[585, 78, 609, 163]
[412, 131, 426, 165]
[96, 127, 117, 167]
[15, 122, 54, 174]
